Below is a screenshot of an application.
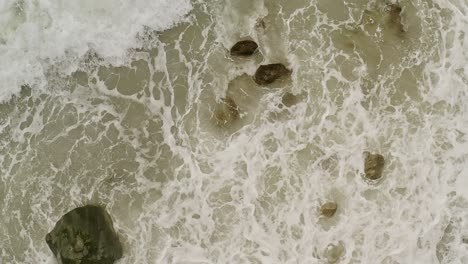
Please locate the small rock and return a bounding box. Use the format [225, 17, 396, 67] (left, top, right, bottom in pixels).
[45, 205, 123, 264]
[364, 152, 385, 180]
[230, 40, 258, 56]
[387, 4, 405, 33]
[463, 238, 468, 244]
[20, 85, 32, 97]
[192, 214, 201, 219]
[254, 63, 291, 85]
[324, 241, 346, 263]
[388, 4, 402, 23]
[281, 92, 297, 107]
[214, 96, 240, 126]
[256, 19, 266, 30]
[321, 202, 338, 217]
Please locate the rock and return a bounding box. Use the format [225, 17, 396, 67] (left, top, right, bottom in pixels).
[364, 152, 385, 180]
[281, 92, 297, 107]
[324, 241, 346, 263]
[321, 202, 338, 218]
[214, 96, 240, 126]
[388, 4, 402, 23]
[45, 205, 123, 264]
[387, 4, 405, 33]
[254, 64, 291, 85]
[256, 19, 266, 30]
[230, 40, 258, 56]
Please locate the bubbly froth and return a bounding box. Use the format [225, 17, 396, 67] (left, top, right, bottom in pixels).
[1, 0, 468, 263]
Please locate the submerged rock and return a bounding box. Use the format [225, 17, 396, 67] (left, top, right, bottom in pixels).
[324, 241, 346, 263]
[436, 222, 457, 263]
[364, 152, 385, 180]
[320, 202, 338, 218]
[45, 205, 123, 264]
[387, 4, 405, 33]
[254, 63, 291, 85]
[214, 96, 240, 126]
[230, 40, 258, 56]
[256, 19, 266, 30]
[281, 92, 298, 108]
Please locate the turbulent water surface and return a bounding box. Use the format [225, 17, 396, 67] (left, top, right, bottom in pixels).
[1, 0, 468, 263]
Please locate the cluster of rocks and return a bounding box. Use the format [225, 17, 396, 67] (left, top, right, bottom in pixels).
[227, 33, 387, 264]
[45, 8, 395, 263]
[44, 157, 385, 263]
[228, 38, 386, 220]
[229, 39, 291, 86]
[316, 152, 384, 263]
[319, 152, 385, 218]
[214, 39, 292, 127]
[223, 6, 398, 263]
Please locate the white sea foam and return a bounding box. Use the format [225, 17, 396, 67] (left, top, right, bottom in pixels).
[0, 0, 192, 102]
[2, 0, 468, 263]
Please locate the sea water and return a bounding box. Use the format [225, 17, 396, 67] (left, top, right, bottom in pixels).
[1, 0, 468, 263]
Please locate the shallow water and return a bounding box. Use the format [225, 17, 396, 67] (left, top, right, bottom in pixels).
[1, 0, 468, 263]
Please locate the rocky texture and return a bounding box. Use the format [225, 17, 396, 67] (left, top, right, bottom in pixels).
[214, 96, 240, 126]
[320, 202, 338, 218]
[230, 40, 258, 56]
[45, 205, 123, 264]
[254, 63, 291, 85]
[364, 152, 385, 180]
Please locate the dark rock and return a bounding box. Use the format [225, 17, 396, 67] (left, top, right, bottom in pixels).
[230, 40, 258, 56]
[387, 4, 405, 33]
[254, 64, 291, 85]
[388, 4, 402, 23]
[320, 202, 338, 218]
[20, 85, 32, 97]
[45, 205, 123, 264]
[364, 152, 385, 180]
[214, 96, 240, 126]
[281, 92, 297, 107]
[192, 214, 201, 219]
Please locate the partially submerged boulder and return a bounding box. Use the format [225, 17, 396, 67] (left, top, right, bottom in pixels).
[214, 96, 240, 126]
[320, 202, 338, 218]
[254, 63, 291, 85]
[45, 205, 123, 264]
[364, 152, 385, 180]
[230, 40, 258, 56]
